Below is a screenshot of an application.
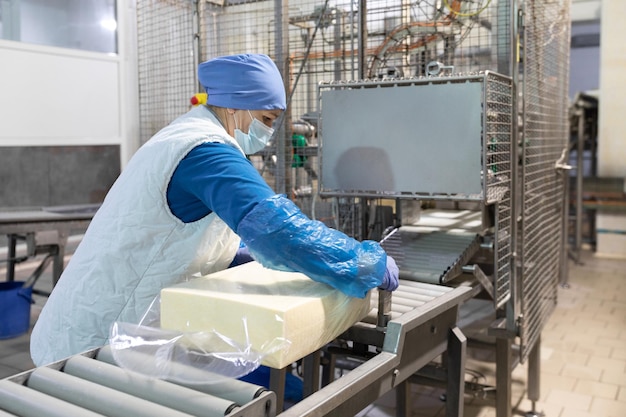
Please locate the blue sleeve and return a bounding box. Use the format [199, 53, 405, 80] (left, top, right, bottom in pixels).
[237, 195, 387, 298]
[167, 142, 275, 229]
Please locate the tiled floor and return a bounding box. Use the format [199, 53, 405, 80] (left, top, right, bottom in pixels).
[1, 245, 625, 416]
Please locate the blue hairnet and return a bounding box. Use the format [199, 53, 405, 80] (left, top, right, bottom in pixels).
[198, 54, 286, 110]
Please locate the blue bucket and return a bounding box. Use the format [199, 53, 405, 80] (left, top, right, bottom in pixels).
[0, 281, 33, 339]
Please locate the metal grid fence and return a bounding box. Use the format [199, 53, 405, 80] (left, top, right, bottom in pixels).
[136, 0, 196, 144]
[519, 0, 571, 361]
[137, 0, 514, 216]
[484, 71, 513, 309]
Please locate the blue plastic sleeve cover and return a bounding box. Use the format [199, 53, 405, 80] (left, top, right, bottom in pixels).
[237, 195, 387, 298]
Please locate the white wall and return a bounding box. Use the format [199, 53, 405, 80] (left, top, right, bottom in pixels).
[597, 0, 626, 258]
[571, 0, 601, 22]
[0, 41, 121, 145]
[0, 0, 139, 167]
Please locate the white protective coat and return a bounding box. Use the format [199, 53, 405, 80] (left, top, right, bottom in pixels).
[31, 106, 242, 366]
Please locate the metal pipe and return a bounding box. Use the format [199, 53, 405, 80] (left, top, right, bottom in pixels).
[398, 270, 442, 284]
[576, 109, 584, 255]
[64, 355, 237, 416]
[96, 346, 264, 406]
[394, 280, 451, 295]
[357, 0, 367, 79]
[495, 338, 513, 417]
[392, 288, 441, 301]
[27, 367, 194, 417]
[377, 289, 392, 328]
[0, 380, 104, 417]
[527, 334, 541, 409]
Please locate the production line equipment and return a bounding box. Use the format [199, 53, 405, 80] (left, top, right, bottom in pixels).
[316, 70, 517, 411]
[317, 70, 514, 308]
[0, 71, 514, 417]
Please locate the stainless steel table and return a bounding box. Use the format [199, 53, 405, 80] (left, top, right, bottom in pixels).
[0, 204, 99, 292]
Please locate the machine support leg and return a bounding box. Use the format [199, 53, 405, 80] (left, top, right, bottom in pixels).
[270, 367, 287, 412]
[395, 380, 410, 417]
[52, 231, 69, 286]
[302, 350, 321, 398]
[525, 335, 543, 417]
[320, 351, 336, 386]
[446, 326, 466, 417]
[496, 337, 512, 417]
[7, 234, 17, 281]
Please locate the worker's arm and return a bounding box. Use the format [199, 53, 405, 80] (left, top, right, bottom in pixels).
[167, 142, 397, 297]
[236, 194, 389, 298]
[167, 142, 275, 226]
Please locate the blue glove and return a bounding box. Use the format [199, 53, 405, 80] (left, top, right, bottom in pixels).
[229, 244, 255, 267]
[379, 255, 399, 291]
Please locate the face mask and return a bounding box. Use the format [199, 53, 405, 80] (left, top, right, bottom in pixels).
[233, 111, 274, 154]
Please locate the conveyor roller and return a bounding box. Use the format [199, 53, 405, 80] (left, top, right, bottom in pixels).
[381, 229, 481, 284]
[0, 349, 276, 417]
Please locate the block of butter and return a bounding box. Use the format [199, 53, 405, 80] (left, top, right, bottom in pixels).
[160, 261, 371, 369]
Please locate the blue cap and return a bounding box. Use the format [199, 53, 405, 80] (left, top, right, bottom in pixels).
[198, 54, 286, 110]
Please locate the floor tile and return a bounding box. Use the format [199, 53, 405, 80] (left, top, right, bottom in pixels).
[573, 379, 619, 401]
[559, 408, 605, 417]
[618, 387, 626, 403]
[589, 397, 626, 417]
[600, 368, 626, 386]
[560, 363, 603, 381]
[545, 388, 592, 411]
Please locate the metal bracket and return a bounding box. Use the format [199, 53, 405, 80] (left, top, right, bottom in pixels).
[426, 61, 455, 76]
[462, 264, 494, 301]
[487, 317, 517, 339]
[555, 148, 573, 171]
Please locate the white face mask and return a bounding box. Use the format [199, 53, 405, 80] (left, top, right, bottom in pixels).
[233, 110, 274, 154]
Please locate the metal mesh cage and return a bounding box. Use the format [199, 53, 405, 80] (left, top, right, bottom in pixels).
[138, 0, 515, 224]
[519, 0, 571, 360]
[137, 0, 196, 144]
[484, 71, 514, 308]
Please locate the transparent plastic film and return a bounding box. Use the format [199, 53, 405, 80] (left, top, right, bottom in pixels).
[109, 317, 287, 383]
[158, 261, 372, 370]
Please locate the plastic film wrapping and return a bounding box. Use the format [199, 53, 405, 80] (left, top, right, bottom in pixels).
[159, 261, 372, 369]
[109, 261, 371, 382]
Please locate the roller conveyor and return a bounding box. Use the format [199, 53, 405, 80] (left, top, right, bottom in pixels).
[0, 349, 276, 417]
[365, 280, 459, 322]
[382, 228, 482, 284]
[0, 282, 472, 417]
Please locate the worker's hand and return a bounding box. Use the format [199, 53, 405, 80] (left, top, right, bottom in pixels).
[379, 255, 399, 291]
[229, 245, 255, 267]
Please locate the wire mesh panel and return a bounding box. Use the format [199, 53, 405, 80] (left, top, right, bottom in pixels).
[137, 0, 196, 144]
[519, 0, 571, 360]
[363, 0, 510, 78]
[194, 0, 511, 222]
[485, 72, 514, 308]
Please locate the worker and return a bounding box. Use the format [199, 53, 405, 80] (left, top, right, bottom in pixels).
[30, 53, 399, 367]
